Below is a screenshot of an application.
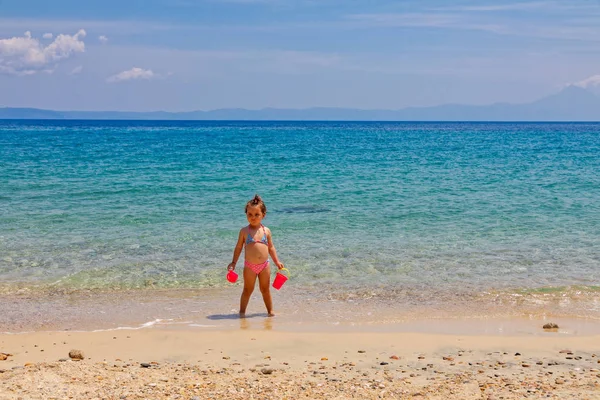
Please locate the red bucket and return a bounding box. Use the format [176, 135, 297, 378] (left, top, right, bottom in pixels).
[226, 270, 238, 283]
[272, 268, 289, 290]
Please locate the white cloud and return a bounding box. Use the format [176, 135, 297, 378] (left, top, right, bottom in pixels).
[107, 67, 156, 83]
[42, 33, 53, 39]
[571, 75, 600, 88]
[70, 65, 83, 75]
[435, 2, 550, 12]
[0, 29, 86, 76]
[342, 11, 600, 42]
[99, 35, 108, 44]
[343, 12, 508, 35]
[345, 13, 461, 28]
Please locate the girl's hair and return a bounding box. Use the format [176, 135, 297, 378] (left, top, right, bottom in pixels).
[245, 194, 267, 215]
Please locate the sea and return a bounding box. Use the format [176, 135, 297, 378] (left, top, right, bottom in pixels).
[1, 120, 599, 333]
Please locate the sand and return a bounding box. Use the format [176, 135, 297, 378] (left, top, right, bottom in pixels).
[1, 326, 600, 399]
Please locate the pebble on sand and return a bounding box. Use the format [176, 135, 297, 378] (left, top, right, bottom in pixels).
[68, 350, 84, 360]
[543, 322, 559, 330]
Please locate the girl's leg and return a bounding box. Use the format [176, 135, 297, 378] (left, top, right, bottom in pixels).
[257, 265, 274, 317]
[239, 267, 257, 318]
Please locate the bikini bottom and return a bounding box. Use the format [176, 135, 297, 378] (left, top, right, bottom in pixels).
[244, 260, 269, 274]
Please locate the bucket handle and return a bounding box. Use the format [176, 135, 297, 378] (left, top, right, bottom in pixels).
[276, 267, 290, 277]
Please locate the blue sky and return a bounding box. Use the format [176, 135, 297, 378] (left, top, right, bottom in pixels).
[1, 0, 599, 111]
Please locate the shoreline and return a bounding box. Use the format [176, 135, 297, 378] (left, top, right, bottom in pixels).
[2, 327, 599, 399]
[2, 285, 600, 334]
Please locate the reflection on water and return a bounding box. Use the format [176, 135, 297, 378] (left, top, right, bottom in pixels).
[239, 315, 273, 331]
[264, 317, 273, 331]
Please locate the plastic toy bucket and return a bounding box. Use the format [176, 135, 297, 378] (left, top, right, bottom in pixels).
[226, 270, 238, 283]
[272, 268, 289, 290]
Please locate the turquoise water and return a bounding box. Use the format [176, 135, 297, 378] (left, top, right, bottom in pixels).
[1, 120, 599, 301]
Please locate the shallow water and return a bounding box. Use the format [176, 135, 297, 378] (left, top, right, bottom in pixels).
[1, 120, 599, 326]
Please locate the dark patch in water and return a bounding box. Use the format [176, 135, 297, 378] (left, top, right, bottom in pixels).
[277, 206, 331, 214]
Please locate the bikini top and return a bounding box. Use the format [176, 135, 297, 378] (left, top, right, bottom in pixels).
[246, 224, 268, 246]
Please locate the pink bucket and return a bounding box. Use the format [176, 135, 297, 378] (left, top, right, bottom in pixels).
[226, 270, 238, 283]
[272, 268, 289, 290]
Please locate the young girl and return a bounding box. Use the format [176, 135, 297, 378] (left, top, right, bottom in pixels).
[227, 195, 285, 317]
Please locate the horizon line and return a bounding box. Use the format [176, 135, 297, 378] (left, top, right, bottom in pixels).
[2, 119, 600, 123]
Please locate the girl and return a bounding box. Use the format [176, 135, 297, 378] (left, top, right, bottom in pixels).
[227, 195, 285, 317]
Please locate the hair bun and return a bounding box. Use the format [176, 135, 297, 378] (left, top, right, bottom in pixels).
[245, 194, 267, 215]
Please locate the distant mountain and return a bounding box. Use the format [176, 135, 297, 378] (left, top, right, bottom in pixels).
[0, 107, 64, 119]
[1, 86, 599, 121]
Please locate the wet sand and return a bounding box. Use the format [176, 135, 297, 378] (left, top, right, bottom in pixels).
[2, 325, 600, 399]
[2, 285, 600, 334]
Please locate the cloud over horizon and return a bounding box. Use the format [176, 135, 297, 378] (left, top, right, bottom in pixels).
[0, 29, 86, 76]
[106, 67, 156, 83]
[571, 74, 600, 89]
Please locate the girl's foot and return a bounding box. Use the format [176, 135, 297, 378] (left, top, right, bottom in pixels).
[239, 312, 246, 318]
[267, 312, 275, 317]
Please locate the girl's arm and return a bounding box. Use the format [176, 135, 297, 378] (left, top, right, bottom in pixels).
[266, 228, 284, 270]
[228, 228, 245, 271]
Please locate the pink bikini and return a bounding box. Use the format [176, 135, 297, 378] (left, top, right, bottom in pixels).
[244, 260, 269, 274]
[244, 224, 269, 274]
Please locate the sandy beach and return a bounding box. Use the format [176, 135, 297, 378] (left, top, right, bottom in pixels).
[2, 323, 600, 399]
